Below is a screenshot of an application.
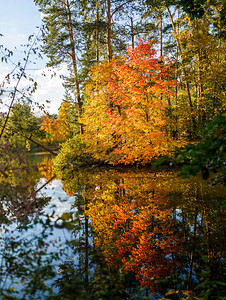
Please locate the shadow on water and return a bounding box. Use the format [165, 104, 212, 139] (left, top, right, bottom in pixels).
[0, 151, 225, 299]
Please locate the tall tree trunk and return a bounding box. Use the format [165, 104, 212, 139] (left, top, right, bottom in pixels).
[197, 48, 205, 125]
[204, 208, 211, 263]
[145, 95, 149, 122]
[64, 0, 83, 134]
[131, 17, 134, 49]
[84, 190, 89, 285]
[187, 206, 198, 290]
[160, 11, 163, 57]
[107, 0, 112, 61]
[96, 0, 100, 63]
[106, 0, 133, 62]
[159, 11, 164, 103]
[166, 7, 196, 135]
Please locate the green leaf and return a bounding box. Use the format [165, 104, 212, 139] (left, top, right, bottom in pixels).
[60, 212, 73, 221]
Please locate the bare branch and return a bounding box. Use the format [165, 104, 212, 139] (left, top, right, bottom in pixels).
[110, 0, 134, 20]
[0, 125, 57, 156]
[0, 30, 41, 139]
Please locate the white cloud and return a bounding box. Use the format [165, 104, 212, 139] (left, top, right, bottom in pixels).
[32, 66, 68, 114]
[0, 64, 68, 115]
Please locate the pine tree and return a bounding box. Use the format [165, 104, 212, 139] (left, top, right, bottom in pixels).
[34, 0, 84, 133]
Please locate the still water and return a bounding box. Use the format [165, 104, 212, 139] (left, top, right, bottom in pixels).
[0, 153, 225, 299]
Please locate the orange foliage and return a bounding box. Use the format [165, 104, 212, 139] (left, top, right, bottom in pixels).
[41, 102, 73, 144]
[41, 115, 55, 143]
[81, 40, 177, 165]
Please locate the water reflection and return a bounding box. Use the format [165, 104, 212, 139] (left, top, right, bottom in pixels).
[0, 152, 225, 298]
[0, 151, 52, 225]
[60, 167, 225, 298]
[0, 152, 75, 298]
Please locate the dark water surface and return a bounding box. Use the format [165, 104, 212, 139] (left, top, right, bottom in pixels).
[0, 154, 225, 299]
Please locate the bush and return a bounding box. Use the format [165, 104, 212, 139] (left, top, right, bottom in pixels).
[174, 115, 225, 185]
[53, 135, 97, 178]
[154, 115, 225, 186]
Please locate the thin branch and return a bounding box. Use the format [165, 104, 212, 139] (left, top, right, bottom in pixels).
[32, 175, 56, 196]
[0, 30, 41, 139]
[110, 0, 133, 20]
[0, 125, 57, 156]
[0, 65, 18, 87]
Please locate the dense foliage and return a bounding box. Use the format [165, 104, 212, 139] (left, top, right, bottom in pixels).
[81, 40, 178, 164]
[0, 0, 225, 298]
[35, 0, 225, 167]
[174, 115, 226, 184]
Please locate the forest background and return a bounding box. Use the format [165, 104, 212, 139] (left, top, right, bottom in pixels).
[0, 0, 225, 173]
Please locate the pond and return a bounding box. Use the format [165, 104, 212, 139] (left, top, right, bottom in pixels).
[0, 153, 225, 299]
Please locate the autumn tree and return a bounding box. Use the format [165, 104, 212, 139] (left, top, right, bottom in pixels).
[144, 0, 225, 137]
[81, 40, 178, 165]
[41, 114, 56, 144]
[41, 100, 78, 145]
[176, 15, 225, 129]
[52, 101, 77, 140]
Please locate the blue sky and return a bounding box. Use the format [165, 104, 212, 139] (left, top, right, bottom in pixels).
[1, 0, 41, 49]
[0, 0, 65, 115]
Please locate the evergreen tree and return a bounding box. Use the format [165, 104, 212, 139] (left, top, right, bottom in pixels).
[34, 0, 84, 133]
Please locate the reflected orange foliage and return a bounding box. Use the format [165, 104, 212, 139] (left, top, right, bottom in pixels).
[38, 156, 55, 181]
[87, 171, 184, 292]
